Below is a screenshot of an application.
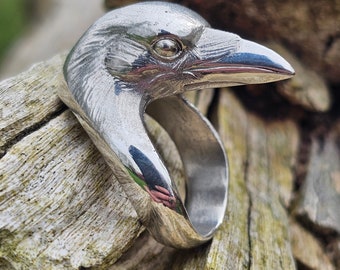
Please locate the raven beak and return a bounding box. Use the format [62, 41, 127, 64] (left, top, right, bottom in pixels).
[184, 28, 295, 90]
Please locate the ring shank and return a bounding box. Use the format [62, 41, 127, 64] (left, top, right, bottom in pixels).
[146, 95, 228, 240]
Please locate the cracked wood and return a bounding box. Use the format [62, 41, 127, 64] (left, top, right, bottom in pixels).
[1, 54, 299, 269]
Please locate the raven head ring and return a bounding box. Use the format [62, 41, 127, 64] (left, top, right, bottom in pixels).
[59, 1, 294, 248]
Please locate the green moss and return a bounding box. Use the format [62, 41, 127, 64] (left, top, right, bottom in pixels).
[0, 0, 26, 62]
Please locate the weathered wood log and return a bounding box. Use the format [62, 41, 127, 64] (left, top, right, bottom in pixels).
[0, 54, 65, 155]
[2, 5, 340, 270]
[208, 90, 297, 269]
[295, 125, 340, 234]
[290, 219, 335, 270]
[1, 54, 301, 269]
[1, 1, 339, 269]
[268, 43, 330, 112]
[0, 55, 142, 269]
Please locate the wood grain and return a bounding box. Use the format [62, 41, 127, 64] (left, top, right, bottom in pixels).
[0, 53, 334, 269]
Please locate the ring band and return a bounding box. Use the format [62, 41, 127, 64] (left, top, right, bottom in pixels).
[58, 85, 228, 248]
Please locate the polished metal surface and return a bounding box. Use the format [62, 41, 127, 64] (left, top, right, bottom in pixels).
[59, 1, 294, 248]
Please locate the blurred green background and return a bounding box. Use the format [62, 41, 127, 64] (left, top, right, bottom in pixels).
[0, 0, 27, 63]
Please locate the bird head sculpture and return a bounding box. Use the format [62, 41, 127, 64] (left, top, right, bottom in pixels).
[60, 1, 294, 248]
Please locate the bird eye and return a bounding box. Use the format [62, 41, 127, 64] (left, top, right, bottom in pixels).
[151, 37, 182, 60]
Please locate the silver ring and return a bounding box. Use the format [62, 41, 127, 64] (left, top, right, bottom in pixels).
[59, 2, 294, 248]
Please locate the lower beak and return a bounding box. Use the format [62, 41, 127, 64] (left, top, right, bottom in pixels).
[184, 29, 295, 90]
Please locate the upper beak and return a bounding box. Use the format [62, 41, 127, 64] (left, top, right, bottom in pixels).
[184, 28, 295, 90]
